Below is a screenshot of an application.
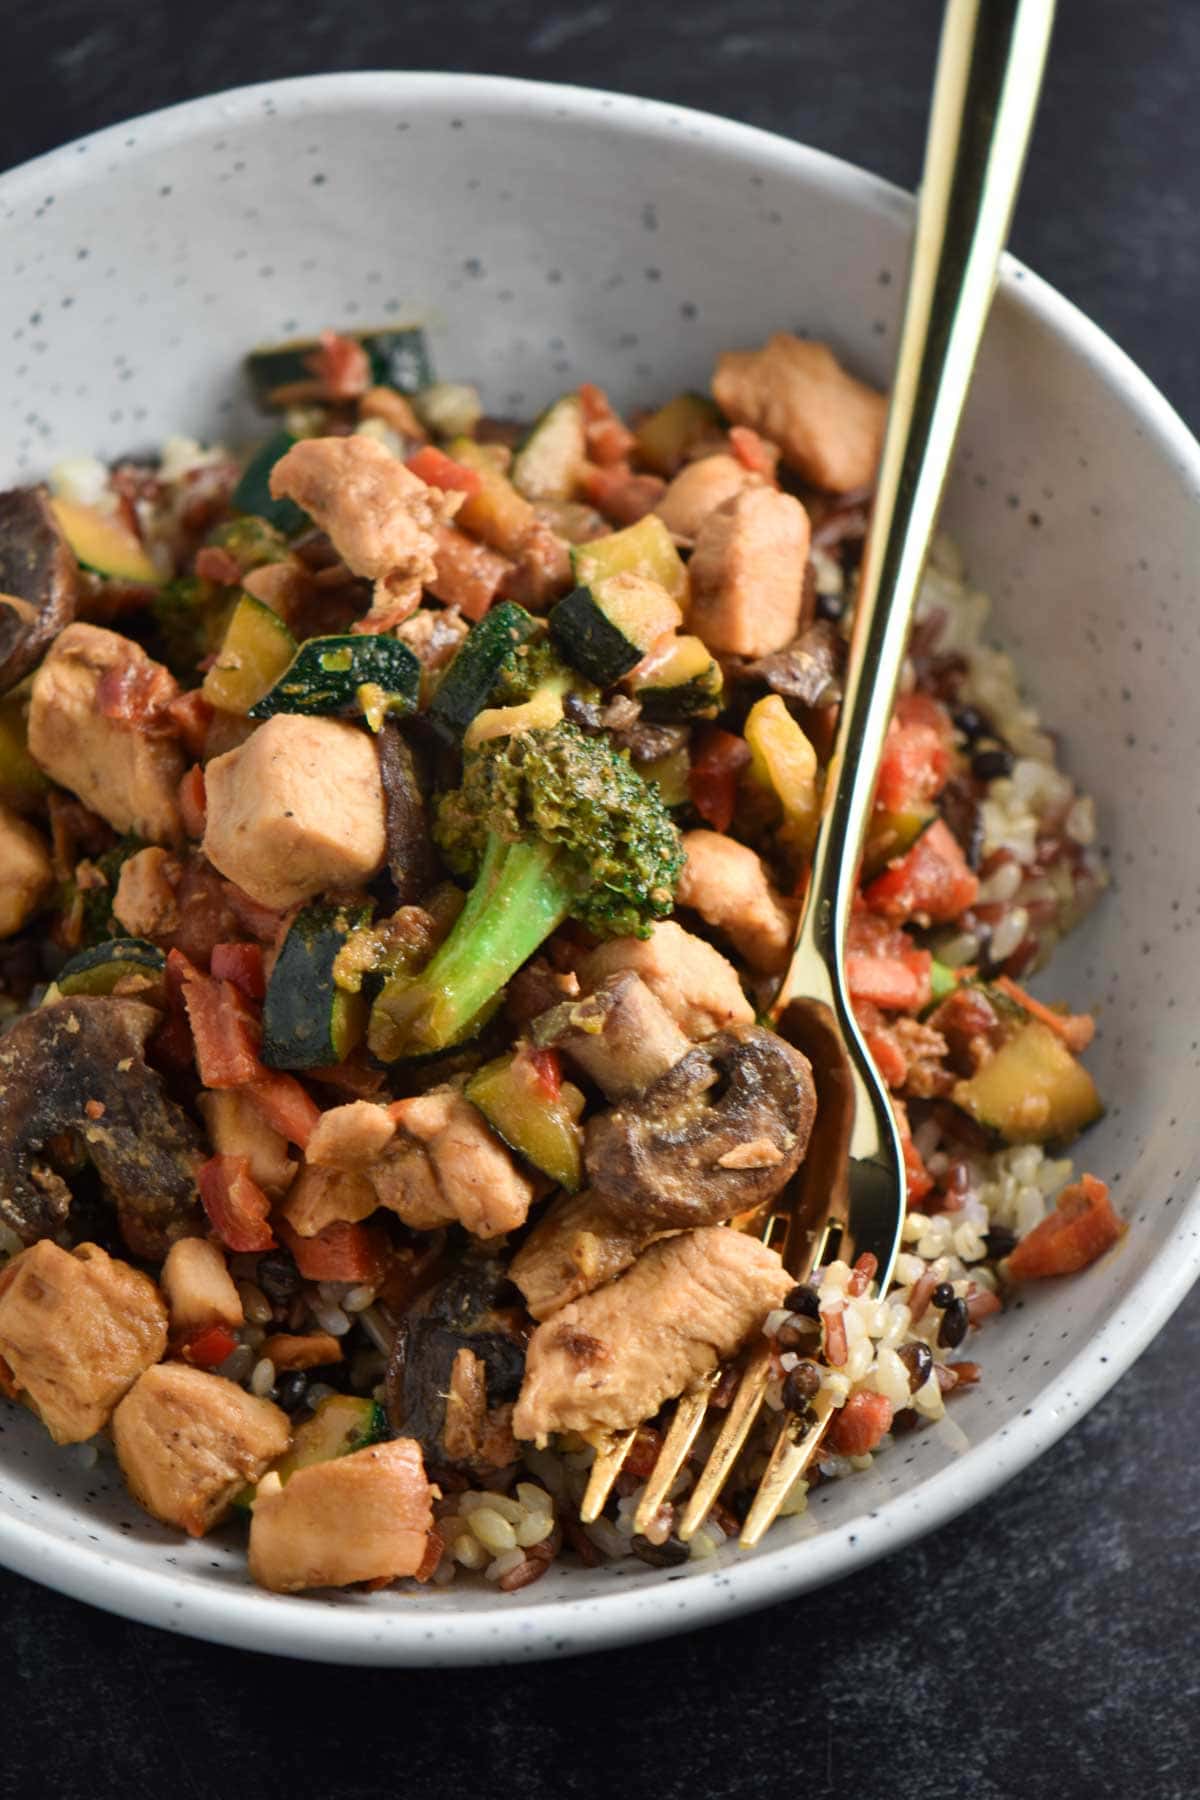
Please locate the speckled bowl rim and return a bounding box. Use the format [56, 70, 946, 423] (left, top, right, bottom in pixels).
[1, 70, 1198, 1666]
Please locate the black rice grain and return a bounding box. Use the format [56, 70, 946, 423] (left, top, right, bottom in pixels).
[938, 1296, 970, 1350]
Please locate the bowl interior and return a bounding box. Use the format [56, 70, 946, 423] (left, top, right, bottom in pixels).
[2, 73, 1199, 1663]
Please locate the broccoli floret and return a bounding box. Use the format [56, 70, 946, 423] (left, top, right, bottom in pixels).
[207, 514, 289, 573]
[491, 636, 577, 708]
[151, 577, 233, 679]
[367, 721, 683, 1059]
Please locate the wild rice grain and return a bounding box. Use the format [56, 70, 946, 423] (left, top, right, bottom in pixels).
[468, 1509, 518, 1555]
[310, 1301, 351, 1337]
[485, 1547, 527, 1582]
[250, 1357, 276, 1398]
[342, 1284, 377, 1314]
[236, 1282, 273, 1326]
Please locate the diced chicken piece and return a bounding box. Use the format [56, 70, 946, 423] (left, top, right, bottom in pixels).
[259, 1332, 343, 1370]
[713, 334, 887, 492]
[579, 920, 754, 1041]
[372, 1086, 534, 1239]
[510, 1189, 660, 1321]
[113, 1361, 289, 1537]
[202, 713, 386, 909]
[269, 435, 461, 630]
[0, 804, 52, 938]
[248, 1438, 434, 1593]
[112, 845, 183, 939]
[654, 453, 761, 540]
[513, 1228, 792, 1441]
[27, 623, 186, 842]
[305, 1100, 397, 1169]
[279, 1163, 379, 1236]
[160, 1236, 244, 1339]
[395, 597, 471, 670]
[687, 486, 810, 657]
[198, 1089, 296, 1198]
[676, 831, 796, 974]
[0, 1239, 167, 1444]
[533, 971, 690, 1101]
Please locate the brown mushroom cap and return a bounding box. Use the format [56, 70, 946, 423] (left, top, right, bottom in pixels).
[0, 996, 203, 1257]
[583, 1022, 816, 1229]
[0, 486, 79, 693]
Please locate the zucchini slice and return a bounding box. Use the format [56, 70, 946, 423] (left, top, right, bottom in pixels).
[628, 633, 723, 721]
[861, 804, 938, 883]
[49, 497, 161, 585]
[248, 634, 421, 726]
[511, 395, 586, 501]
[246, 327, 433, 407]
[951, 1019, 1103, 1146]
[550, 571, 682, 687]
[201, 594, 298, 716]
[570, 513, 687, 604]
[57, 937, 166, 999]
[239, 1394, 387, 1508]
[262, 900, 373, 1070]
[231, 431, 308, 536]
[427, 602, 537, 743]
[466, 1051, 586, 1192]
[633, 392, 721, 476]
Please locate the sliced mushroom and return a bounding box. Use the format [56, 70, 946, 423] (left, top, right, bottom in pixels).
[376, 719, 438, 906]
[509, 1187, 660, 1320]
[584, 1022, 816, 1229]
[384, 1253, 528, 1477]
[531, 971, 691, 1102]
[0, 997, 203, 1256]
[735, 617, 844, 708]
[0, 487, 79, 693]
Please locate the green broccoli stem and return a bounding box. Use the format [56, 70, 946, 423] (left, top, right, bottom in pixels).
[368, 832, 578, 1059]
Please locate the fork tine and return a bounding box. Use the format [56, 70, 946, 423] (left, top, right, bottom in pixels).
[632, 1378, 716, 1537]
[677, 1342, 772, 1542]
[738, 1388, 836, 1548]
[579, 1427, 637, 1523]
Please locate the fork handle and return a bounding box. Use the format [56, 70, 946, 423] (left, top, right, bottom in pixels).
[780, 0, 1056, 1005]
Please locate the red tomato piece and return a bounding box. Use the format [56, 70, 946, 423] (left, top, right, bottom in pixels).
[845, 948, 932, 1013]
[197, 1154, 276, 1253]
[863, 818, 979, 924]
[688, 726, 750, 833]
[210, 941, 266, 1001]
[874, 693, 953, 812]
[406, 444, 484, 496]
[277, 1218, 390, 1285]
[1006, 1174, 1125, 1280]
[243, 1072, 321, 1151]
[827, 1390, 894, 1456]
[579, 462, 665, 526]
[428, 522, 512, 621]
[183, 1323, 239, 1368]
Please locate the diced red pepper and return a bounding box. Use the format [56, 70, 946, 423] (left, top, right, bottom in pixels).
[154, 947, 197, 1070]
[182, 1322, 240, 1368]
[178, 764, 207, 840]
[194, 545, 242, 587]
[277, 1217, 390, 1285]
[406, 444, 484, 497]
[427, 522, 513, 621]
[578, 462, 665, 526]
[179, 964, 265, 1088]
[579, 383, 636, 466]
[243, 1072, 321, 1151]
[210, 941, 265, 1001]
[863, 818, 979, 924]
[688, 726, 751, 833]
[827, 1390, 894, 1456]
[523, 1046, 562, 1102]
[1006, 1174, 1125, 1280]
[166, 689, 215, 759]
[846, 948, 932, 1013]
[306, 328, 371, 400]
[728, 425, 780, 481]
[197, 1154, 276, 1253]
[875, 692, 953, 812]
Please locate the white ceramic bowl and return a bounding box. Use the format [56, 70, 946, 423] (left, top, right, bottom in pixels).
[1, 72, 1198, 1667]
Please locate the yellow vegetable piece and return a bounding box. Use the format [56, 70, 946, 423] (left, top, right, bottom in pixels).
[50, 497, 162, 585]
[952, 1019, 1103, 1145]
[744, 694, 820, 857]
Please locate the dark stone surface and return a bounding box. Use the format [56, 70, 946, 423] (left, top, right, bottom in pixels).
[2, 3, 1198, 1795]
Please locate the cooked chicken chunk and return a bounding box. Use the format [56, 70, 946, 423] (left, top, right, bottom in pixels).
[676, 831, 796, 974]
[113, 1362, 290, 1537]
[248, 1438, 434, 1593]
[654, 453, 760, 540]
[197, 1089, 296, 1198]
[0, 1240, 167, 1443]
[202, 713, 386, 909]
[372, 1086, 535, 1239]
[712, 334, 887, 492]
[578, 920, 754, 1041]
[0, 804, 52, 938]
[305, 1100, 398, 1169]
[513, 1228, 792, 1441]
[687, 486, 810, 658]
[269, 435, 461, 630]
[279, 1163, 379, 1236]
[112, 846, 183, 940]
[27, 623, 185, 842]
[509, 1189, 659, 1321]
[159, 1236, 244, 1340]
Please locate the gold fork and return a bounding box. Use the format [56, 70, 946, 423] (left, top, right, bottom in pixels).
[580, 0, 1057, 1549]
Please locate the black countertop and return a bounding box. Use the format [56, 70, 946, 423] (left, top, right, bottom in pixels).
[3, 4, 1199, 1796]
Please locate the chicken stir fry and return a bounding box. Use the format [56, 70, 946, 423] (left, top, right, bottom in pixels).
[0, 323, 1113, 1593]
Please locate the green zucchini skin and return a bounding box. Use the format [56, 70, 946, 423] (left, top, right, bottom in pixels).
[427, 602, 537, 743]
[245, 328, 433, 407]
[57, 937, 166, 998]
[231, 432, 307, 536]
[248, 635, 422, 723]
[261, 902, 372, 1070]
[548, 585, 643, 686]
